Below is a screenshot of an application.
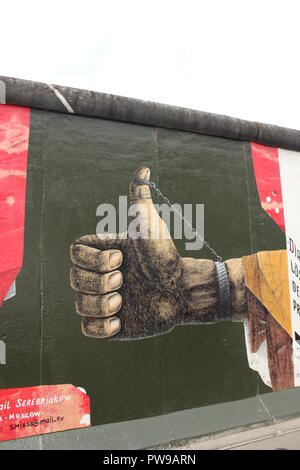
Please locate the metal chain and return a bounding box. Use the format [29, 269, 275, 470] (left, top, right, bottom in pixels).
[138, 179, 223, 262]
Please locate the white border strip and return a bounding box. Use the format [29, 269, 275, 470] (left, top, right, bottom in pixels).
[47, 84, 75, 114]
[0, 80, 6, 104]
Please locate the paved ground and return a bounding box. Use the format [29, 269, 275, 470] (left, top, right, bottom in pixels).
[161, 416, 300, 450]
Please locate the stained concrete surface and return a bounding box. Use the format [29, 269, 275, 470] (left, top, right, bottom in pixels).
[165, 416, 300, 450]
[1, 390, 300, 449]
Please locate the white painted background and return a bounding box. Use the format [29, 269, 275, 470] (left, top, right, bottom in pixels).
[1, 0, 300, 129]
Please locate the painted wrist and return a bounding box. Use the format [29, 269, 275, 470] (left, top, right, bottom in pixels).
[181, 257, 247, 324]
[224, 258, 247, 321]
[181, 258, 220, 323]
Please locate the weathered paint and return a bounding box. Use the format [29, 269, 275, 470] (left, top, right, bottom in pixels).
[1, 109, 286, 430]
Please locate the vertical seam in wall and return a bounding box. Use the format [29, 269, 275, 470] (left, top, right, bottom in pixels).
[242, 141, 260, 396]
[155, 127, 159, 189]
[242, 141, 255, 255]
[258, 395, 275, 423]
[39, 170, 46, 387]
[38, 435, 43, 450]
[154, 126, 166, 414]
[39, 113, 49, 396]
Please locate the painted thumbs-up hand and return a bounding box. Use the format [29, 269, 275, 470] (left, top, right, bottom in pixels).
[70, 167, 246, 340]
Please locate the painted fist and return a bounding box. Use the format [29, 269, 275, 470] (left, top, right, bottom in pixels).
[70, 167, 220, 340]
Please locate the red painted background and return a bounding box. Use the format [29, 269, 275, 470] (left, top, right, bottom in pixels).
[0, 105, 30, 306]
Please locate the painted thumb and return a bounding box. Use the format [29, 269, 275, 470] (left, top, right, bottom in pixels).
[129, 166, 172, 242]
[129, 166, 153, 204]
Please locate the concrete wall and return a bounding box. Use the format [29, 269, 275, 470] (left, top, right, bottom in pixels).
[0, 78, 300, 448]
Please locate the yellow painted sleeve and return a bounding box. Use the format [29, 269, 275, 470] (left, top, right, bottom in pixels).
[242, 250, 292, 337]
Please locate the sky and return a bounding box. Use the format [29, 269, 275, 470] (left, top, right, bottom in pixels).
[1, 0, 300, 129]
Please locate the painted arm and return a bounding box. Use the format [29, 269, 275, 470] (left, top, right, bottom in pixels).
[70, 166, 248, 340]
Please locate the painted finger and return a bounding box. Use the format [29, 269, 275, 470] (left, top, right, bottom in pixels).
[75, 292, 122, 317]
[74, 233, 126, 251]
[70, 266, 123, 294]
[71, 244, 123, 273]
[81, 317, 121, 338]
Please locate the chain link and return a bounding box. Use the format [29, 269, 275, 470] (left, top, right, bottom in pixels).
[148, 181, 223, 262]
